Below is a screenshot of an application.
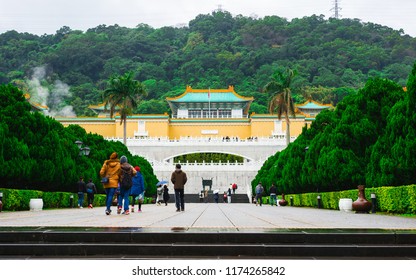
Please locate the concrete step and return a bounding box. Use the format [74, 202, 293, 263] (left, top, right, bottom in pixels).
[2, 243, 416, 258]
[1, 228, 415, 258]
[184, 193, 250, 203]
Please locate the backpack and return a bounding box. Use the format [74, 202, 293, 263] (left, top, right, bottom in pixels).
[256, 185, 263, 194]
[120, 167, 133, 189]
[86, 183, 94, 194]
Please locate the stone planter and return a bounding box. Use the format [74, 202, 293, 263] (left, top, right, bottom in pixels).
[352, 185, 372, 213]
[29, 198, 43, 211]
[338, 198, 353, 212]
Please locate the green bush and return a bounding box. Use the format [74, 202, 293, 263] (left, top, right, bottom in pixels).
[2, 185, 416, 214]
[286, 184, 416, 214]
[0, 189, 42, 211]
[0, 188, 156, 211]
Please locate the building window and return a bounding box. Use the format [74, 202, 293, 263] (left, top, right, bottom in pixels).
[218, 109, 231, 118]
[189, 110, 201, 118]
[177, 109, 188, 118]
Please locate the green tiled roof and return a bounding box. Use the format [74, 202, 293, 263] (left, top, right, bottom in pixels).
[166, 86, 254, 116]
[171, 92, 248, 103]
[88, 103, 120, 111]
[297, 101, 331, 109]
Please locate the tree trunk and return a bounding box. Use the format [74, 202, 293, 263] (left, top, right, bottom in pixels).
[123, 118, 127, 146]
[285, 120, 290, 147]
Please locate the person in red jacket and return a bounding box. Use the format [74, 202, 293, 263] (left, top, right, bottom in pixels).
[232, 183, 237, 194]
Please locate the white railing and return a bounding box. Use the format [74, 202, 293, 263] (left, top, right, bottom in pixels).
[152, 165, 260, 195]
[134, 130, 148, 137]
[171, 115, 249, 119]
[107, 136, 293, 146]
[150, 158, 264, 170]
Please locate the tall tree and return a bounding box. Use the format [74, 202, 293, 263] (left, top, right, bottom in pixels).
[103, 72, 147, 145]
[264, 68, 297, 146]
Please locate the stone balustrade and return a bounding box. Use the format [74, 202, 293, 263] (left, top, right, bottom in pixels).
[107, 136, 292, 146]
[107, 136, 287, 194]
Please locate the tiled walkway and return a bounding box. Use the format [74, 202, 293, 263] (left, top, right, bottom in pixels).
[1, 203, 415, 231]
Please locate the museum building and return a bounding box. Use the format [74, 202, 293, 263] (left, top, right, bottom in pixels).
[53, 85, 333, 141]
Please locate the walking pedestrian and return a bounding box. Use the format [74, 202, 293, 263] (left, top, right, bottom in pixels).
[130, 166, 145, 213]
[85, 178, 97, 208]
[100, 152, 121, 215]
[269, 183, 277, 206]
[232, 183, 237, 194]
[227, 187, 232, 203]
[223, 191, 227, 203]
[171, 163, 187, 212]
[117, 155, 136, 215]
[156, 186, 163, 205]
[163, 185, 170, 206]
[213, 192, 219, 203]
[76, 177, 86, 208]
[255, 182, 264, 206]
[204, 189, 209, 203]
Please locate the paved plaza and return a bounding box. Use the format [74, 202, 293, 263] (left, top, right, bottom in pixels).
[1, 203, 415, 230]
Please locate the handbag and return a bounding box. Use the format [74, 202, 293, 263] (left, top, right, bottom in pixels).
[101, 176, 109, 184]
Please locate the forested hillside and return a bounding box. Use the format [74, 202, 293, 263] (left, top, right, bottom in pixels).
[1, 11, 415, 116]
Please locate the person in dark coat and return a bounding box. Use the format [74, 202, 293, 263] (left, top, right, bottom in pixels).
[117, 155, 137, 215]
[76, 177, 86, 208]
[255, 182, 264, 206]
[85, 178, 97, 208]
[269, 183, 277, 206]
[213, 192, 219, 203]
[171, 163, 187, 212]
[163, 185, 170, 206]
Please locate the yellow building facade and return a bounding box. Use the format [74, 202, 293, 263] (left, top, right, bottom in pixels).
[56, 86, 332, 140]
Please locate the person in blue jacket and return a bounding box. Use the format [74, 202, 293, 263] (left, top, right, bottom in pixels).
[130, 166, 145, 212]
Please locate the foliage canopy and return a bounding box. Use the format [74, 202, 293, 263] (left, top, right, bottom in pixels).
[0, 84, 158, 195]
[253, 63, 416, 195]
[1, 12, 415, 116]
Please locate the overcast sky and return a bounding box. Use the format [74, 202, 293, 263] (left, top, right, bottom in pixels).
[1, 0, 415, 37]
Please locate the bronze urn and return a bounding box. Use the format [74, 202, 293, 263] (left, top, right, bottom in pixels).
[279, 193, 288, 206]
[352, 185, 372, 213]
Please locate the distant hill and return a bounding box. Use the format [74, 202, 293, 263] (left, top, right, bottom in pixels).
[1, 11, 415, 116]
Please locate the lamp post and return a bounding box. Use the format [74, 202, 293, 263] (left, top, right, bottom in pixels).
[81, 146, 91, 156]
[371, 193, 377, 213]
[75, 140, 90, 156]
[0, 192, 3, 212]
[75, 140, 83, 149]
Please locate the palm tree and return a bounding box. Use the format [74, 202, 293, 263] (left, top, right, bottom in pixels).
[103, 72, 147, 145]
[263, 68, 297, 147]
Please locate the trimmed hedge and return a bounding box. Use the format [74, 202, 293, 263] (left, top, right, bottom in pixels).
[285, 184, 416, 214]
[0, 188, 153, 211]
[2, 185, 416, 214]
